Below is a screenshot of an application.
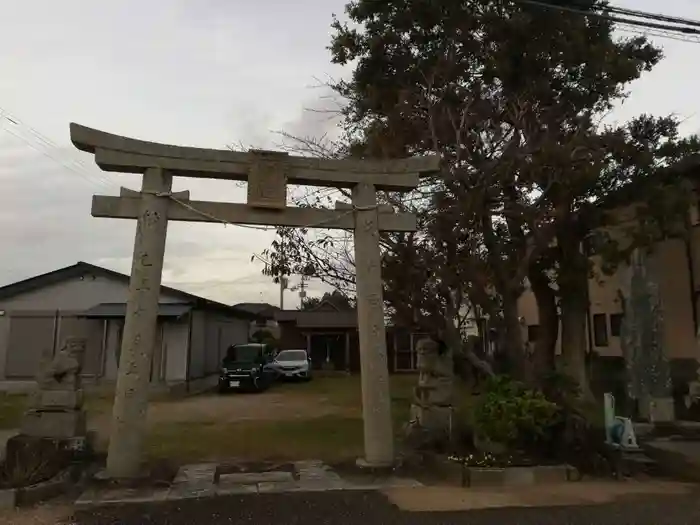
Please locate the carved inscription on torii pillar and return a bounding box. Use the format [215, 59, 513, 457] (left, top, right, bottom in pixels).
[70, 122, 440, 477]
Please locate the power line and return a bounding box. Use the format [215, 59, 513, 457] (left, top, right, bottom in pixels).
[598, 3, 700, 29]
[1, 124, 116, 192]
[617, 25, 700, 45]
[516, 0, 700, 41]
[166, 271, 270, 291]
[1, 109, 116, 188]
[0, 108, 119, 190]
[540, 0, 700, 29]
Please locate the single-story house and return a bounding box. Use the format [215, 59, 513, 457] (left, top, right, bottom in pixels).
[275, 299, 430, 373]
[0, 262, 259, 393]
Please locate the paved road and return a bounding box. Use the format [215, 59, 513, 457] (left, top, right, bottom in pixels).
[71, 490, 700, 525]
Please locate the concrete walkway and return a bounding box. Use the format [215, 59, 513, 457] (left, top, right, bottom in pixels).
[384, 480, 696, 512]
[645, 439, 700, 482]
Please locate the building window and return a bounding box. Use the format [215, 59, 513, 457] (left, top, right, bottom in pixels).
[410, 333, 430, 369]
[527, 325, 539, 343]
[610, 313, 623, 338]
[592, 314, 608, 347]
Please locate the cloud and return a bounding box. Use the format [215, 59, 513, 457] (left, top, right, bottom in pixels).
[0, 0, 349, 308]
[0, 133, 332, 306]
[5, 0, 696, 312]
[281, 83, 347, 144]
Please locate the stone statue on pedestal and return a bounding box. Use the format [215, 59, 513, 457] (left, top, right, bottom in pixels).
[405, 337, 454, 449]
[1, 337, 91, 488]
[20, 337, 88, 439]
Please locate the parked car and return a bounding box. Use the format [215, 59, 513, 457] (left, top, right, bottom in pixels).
[267, 349, 312, 381]
[218, 343, 277, 393]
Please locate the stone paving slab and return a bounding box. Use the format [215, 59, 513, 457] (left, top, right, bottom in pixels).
[76, 487, 170, 506]
[168, 483, 217, 501]
[219, 471, 294, 484]
[295, 459, 340, 478]
[216, 483, 259, 496]
[75, 460, 424, 507]
[258, 480, 310, 493]
[173, 463, 217, 485]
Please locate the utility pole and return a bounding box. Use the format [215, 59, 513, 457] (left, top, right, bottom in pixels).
[279, 274, 288, 309]
[298, 276, 307, 301]
[290, 275, 307, 308]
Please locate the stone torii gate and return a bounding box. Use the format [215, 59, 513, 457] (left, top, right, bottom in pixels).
[70, 123, 440, 478]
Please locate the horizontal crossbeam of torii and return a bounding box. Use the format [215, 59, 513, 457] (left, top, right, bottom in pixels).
[70, 123, 440, 479]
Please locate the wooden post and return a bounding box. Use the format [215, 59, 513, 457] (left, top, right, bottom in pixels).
[352, 182, 394, 467]
[106, 168, 172, 478]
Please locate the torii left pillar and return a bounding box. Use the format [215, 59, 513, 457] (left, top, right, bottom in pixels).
[106, 167, 172, 478]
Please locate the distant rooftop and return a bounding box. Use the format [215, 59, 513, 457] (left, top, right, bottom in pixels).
[232, 302, 281, 318]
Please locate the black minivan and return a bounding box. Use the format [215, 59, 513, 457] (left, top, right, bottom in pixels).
[218, 343, 277, 393]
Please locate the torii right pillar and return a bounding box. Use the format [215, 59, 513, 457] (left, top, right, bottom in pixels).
[352, 182, 395, 468]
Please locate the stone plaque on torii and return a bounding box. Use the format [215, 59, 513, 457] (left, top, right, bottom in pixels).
[70, 123, 440, 478]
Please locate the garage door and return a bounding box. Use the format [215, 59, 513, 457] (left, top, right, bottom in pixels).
[5, 314, 56, 378]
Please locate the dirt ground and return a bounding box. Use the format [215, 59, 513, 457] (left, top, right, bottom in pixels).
[11, 483, 700, 525]
[82, 376, 377, 453]
[384, 480, 699, 512]
[89, 390, 347, 432]
[149, 391, 349, 423]
[0, 503, 74, 525]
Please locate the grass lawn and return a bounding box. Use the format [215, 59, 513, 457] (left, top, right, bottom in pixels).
[0, 375, 424, 466]
[0, 394, 26, 430]
[146, 374, 419, 465]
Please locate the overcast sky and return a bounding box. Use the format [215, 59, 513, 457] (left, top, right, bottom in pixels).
[1, 0, 698, 307]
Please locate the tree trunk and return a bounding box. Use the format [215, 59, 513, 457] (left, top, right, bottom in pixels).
[557, 236, 593, 400]
[528, 264, 558, 384]
[559, 296, 591, 397]
[442, 312, 495, 379]
[502, 292, 531, 383]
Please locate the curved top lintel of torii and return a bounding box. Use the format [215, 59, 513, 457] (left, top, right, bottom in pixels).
[69, 122, 439, 191]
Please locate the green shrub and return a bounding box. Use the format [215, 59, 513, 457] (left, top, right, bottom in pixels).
[473, 375, 560, 446]
[541, 370, 581, 407]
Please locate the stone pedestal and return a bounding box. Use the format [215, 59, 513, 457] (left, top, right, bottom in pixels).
[406, 338, 454, 448]
[410, 386, 453, 432]
[647, 397, 675, 424]
[28, 390, 84, 410]
[21, 409, 87, 439]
